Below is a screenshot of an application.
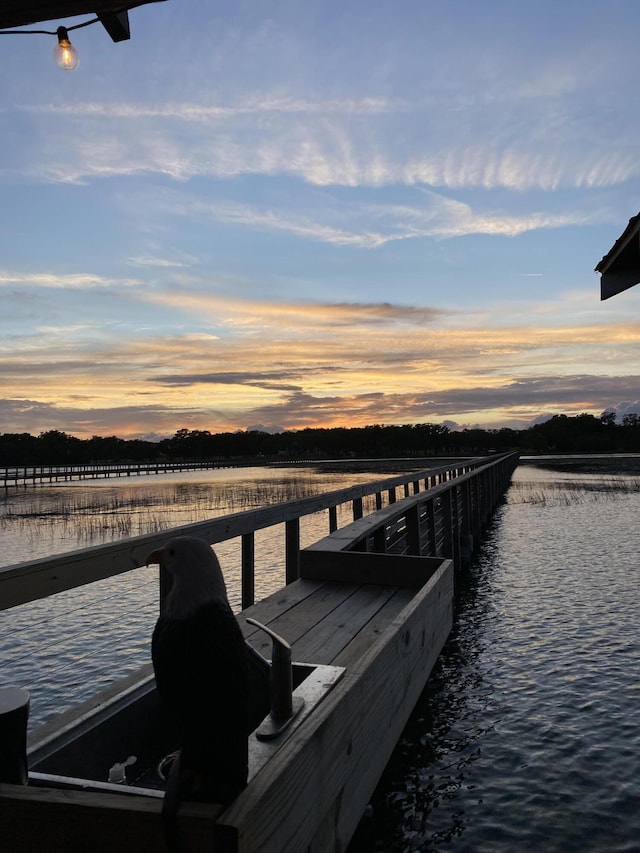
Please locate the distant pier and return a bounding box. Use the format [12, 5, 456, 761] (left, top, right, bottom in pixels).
[0, 460, 250, 488]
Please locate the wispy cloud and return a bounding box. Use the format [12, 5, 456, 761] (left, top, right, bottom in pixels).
[12, 71, 640, 191]
[25, 96, 394, 120]
[20, 121, 639, 191]
[137, 291, 447, 329]
[127, 255, 192, 269]
[0, 271, 141, 289]
[133, 186, 590, 248]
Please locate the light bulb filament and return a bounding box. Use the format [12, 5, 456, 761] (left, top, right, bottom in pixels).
[53, 26, 79, 71]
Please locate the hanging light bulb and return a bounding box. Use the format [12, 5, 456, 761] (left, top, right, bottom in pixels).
[53, 26, 79, 71]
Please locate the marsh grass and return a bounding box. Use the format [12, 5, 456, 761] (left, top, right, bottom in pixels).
[508, 476, 640, 506]
[0, 476, 362, 550]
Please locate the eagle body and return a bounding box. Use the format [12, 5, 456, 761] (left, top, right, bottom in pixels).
[148, 537, 249, 806]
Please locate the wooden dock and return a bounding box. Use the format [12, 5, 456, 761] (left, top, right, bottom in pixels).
[4, 555, 451, 852]
[0, 453, 518, 852]
[230, 554, 453, 852]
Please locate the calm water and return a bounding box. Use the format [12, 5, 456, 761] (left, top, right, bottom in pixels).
[355, 459, 640, 852]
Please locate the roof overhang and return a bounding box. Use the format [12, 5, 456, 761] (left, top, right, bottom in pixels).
[595, 212, 640, 300]
[0, 1, 166, 42]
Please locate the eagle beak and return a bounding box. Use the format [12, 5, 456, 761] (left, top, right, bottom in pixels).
[146, 548, 163, 567]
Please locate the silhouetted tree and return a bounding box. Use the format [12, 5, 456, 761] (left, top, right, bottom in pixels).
[1, 413, 638, 466]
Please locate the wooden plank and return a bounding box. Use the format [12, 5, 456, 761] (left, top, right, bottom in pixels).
[242, 578, 339, 622]
[352, 497, 363, 520]
[300, 549, 444, 588]
[290, 584, 399, 664]
[239, 579, 326, 641]
[0, 781, 225, 853]
[243, 582, 359, 661]
[217, 560, 454, 853]
[331, 587, 417, 670]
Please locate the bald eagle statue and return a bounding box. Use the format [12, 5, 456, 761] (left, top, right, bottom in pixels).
[147, 536, 250, 812]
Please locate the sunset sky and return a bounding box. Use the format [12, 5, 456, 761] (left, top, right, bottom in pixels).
[1, 0, 640, 440]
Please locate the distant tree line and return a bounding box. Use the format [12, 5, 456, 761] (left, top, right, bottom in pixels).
[0, 412, 639, 467]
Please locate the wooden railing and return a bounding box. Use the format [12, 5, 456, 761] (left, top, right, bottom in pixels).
[303, 452, 519, 573]
[0, 453, 518, 613]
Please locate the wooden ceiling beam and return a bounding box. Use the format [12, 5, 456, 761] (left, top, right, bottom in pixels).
[0, 1, 164, 31]
[595, 213, 640, 300]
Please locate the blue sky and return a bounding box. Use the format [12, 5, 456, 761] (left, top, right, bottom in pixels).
[1, 0, 640, 439]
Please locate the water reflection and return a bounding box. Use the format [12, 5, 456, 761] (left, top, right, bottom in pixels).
[353, 526, 502, 851]
[354, 461, 640, 852]
[0, 465, 393, 567]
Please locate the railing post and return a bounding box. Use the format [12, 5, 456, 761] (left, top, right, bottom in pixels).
[285, 518, 300, 584]
[451, 486, 461, 568]
[471, 474, 481, 537]
[329, 505, 338, 533]
[241, 531, 255, 609]
[375, 491, 383, 510]
[426, 497, 437, 556]
[373, 524, 386, 553]
[406, 504, 421, 556]
[353, 497, 363, 521]
[441, 488, 454, 563]
[460, 480, 475, 563]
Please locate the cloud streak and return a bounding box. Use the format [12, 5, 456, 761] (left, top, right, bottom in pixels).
[13, 56, 640, 192]
[3, 371, 637, 438]
[0, 271, 141, 289]
[2, 282, 640, 436]
[129, 186, 590, 249]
